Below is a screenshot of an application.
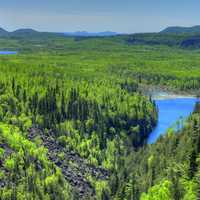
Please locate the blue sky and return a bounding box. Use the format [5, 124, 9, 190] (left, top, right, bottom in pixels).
[0, 0, 200, 33]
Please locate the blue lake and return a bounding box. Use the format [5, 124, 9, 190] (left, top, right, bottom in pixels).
[0, 51, 17, 55]
[148, 97, 198, 144]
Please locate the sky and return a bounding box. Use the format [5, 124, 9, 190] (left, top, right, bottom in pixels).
[0, 0, 200, 33]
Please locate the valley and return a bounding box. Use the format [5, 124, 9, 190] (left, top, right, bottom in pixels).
[0, 27, 200, 199]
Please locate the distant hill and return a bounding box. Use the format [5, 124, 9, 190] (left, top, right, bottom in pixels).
[0, 28, 8, 36]
[0, 28, 63, 38]
[161, 25, 200, 34]
[0, 27, 118, 38]
[2, 25, 200, 49]
[64, 31, 118, 37]
[12, 28, 38, 34]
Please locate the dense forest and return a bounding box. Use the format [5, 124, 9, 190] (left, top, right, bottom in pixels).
[119, 103, 200, 200]
[0, 31, 200, 199]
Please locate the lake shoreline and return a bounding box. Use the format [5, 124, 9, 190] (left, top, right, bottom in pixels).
[139, 84, 198, 100]
[152, 93, 196, 100]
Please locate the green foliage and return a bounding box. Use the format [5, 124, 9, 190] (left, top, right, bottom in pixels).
[0, 32, 200, 199]
[0, 124, 73, 200]
[140, 180, 172, 200]
[115, 112, 200, 200]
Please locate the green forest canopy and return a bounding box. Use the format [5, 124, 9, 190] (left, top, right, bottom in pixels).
[0, 33, 200, 199]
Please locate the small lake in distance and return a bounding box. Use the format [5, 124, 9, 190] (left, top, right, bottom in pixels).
[148, 96, 198, 144]
[0, 51, 17, 55]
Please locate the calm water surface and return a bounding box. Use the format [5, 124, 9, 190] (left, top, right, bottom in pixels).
[148, 97, 198, 144]
[0, 51, 17, 55]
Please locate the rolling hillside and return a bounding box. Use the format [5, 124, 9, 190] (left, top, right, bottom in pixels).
[161, 25, 200, 34]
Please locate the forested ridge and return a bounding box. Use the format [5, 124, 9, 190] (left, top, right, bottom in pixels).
[0, 31, 200, 199]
